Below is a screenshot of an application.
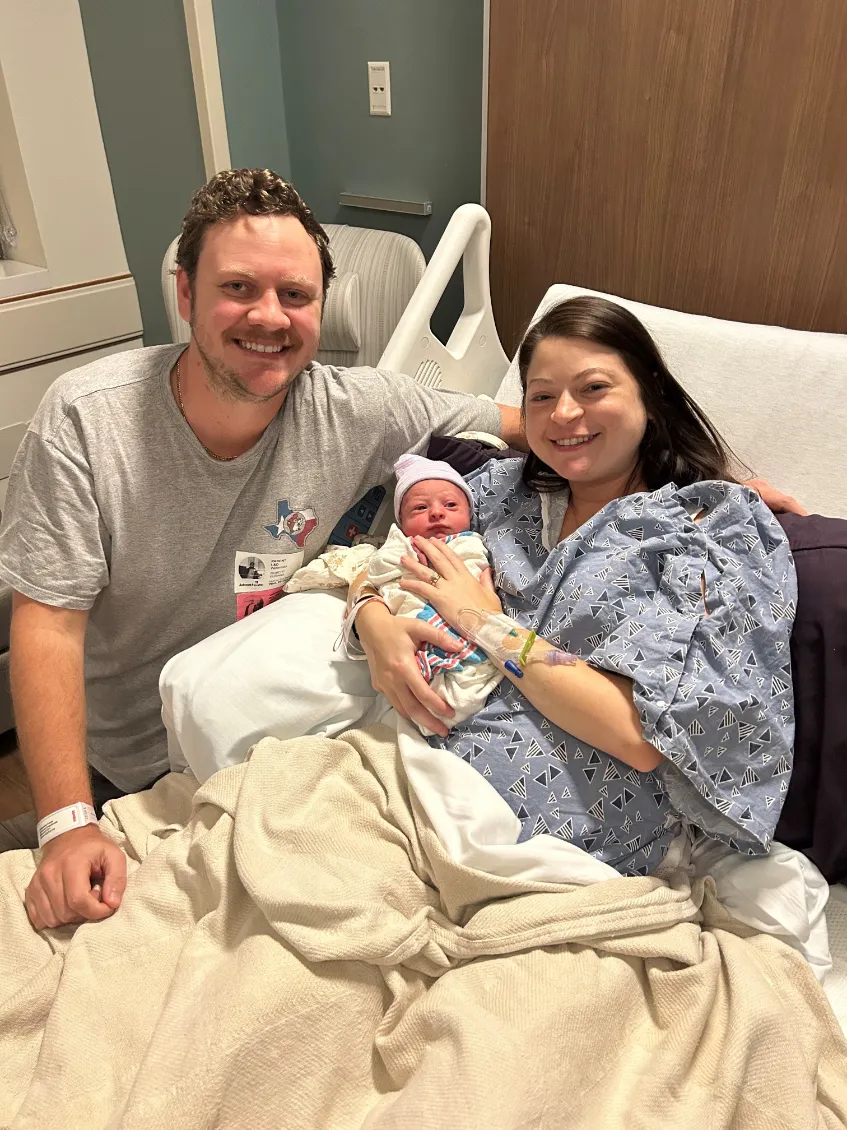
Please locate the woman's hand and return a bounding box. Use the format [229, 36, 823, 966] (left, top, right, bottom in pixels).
[399, 536, 503, 633]
[355, 600, 462, 737]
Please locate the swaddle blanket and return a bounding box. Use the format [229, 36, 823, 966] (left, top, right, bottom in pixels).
[286, 526, 504, 735]
[284, 541, 377, 591]
[366, 525, 504, 733]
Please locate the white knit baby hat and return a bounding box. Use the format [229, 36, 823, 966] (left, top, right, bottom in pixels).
[393, 454, 473, 522]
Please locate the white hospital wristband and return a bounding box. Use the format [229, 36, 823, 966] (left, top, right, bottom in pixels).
[36, 802, 98, 848]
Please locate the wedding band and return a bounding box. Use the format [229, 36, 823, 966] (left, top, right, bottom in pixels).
[428, 572, 439, 586]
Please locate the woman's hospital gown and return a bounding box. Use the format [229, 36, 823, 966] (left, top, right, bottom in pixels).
[432, 460, 797, 876]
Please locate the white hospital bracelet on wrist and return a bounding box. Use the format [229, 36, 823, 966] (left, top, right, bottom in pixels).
[36, 802, 97, 848]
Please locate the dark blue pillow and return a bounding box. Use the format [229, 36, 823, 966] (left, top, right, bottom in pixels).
[774, 513, 847, 883]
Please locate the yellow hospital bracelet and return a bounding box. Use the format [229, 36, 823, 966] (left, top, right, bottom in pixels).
[518, 630, 537, 667]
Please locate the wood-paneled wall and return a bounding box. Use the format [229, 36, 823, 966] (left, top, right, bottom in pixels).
[487, 0, 847, 352]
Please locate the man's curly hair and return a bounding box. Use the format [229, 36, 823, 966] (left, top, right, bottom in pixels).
[176, 168, 335, 296]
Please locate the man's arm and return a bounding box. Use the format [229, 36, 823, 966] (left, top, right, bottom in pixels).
[11, 592, 126, 929]
[378, 372, 528, 469]
[12, 594, 91, 814]
[495, 404, 526, 451]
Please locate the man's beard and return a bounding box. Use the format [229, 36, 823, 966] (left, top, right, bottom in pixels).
[191, 319, 300, 405]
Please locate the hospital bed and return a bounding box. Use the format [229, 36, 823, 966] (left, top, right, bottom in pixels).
[371, 203, 847, 1032]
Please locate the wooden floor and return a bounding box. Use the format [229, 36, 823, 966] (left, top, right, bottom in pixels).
[0, 732, 32, 821]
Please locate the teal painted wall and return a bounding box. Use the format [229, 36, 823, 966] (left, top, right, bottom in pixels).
[213, 0, 291, 176]
[79, 0, 206, 346]
[79, 1, 483, 345]
[276, 0, 484, 337]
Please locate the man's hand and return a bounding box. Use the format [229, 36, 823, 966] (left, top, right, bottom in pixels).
[25, 825, 127, 930]
[357, 603, 463, 737]
[744, 478, 808, 516]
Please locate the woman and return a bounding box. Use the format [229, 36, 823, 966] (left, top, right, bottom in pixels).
[353, 297, 797, 876]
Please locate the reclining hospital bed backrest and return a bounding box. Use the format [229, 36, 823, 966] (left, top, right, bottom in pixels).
[378, 205, 847, 520]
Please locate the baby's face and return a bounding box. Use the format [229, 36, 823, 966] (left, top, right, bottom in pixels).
[400, 480, 471, 540]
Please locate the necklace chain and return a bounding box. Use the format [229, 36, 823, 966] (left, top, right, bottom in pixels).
[175, 355, 238, 462]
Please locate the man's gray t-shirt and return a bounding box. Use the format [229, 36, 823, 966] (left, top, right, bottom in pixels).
[0, 344, 500, 790]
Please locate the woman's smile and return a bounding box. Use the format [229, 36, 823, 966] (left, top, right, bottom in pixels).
[550, 433, 599, 448]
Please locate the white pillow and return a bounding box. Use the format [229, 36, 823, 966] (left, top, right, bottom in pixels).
[159, 591, 377, 784]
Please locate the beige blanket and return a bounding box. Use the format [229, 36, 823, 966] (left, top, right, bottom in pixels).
[0, 727, 845, 1129]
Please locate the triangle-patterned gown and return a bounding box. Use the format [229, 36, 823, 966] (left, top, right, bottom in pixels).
[431, 460, 797, 876]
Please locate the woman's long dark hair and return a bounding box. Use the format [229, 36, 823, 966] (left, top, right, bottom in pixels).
[518, 296, 743, 493]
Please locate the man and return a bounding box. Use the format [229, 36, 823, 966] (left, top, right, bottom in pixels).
[0, 169, 523, 929]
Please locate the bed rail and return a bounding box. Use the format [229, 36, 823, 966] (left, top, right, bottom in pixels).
[378, 204, 510, 398]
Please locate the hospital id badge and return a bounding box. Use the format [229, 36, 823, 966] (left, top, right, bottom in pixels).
[233, 550, 303, 620]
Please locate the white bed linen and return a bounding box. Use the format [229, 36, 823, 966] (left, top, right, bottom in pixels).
[826, 886, 847, 1034]
[160, 592, 378, 783]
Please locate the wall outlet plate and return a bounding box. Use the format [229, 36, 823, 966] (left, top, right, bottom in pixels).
[368, 61, 391, 116]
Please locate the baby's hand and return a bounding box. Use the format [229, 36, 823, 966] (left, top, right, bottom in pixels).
[414, 546, 428, 566]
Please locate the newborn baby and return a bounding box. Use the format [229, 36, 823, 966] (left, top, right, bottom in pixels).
[363, 454, 503, 735]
